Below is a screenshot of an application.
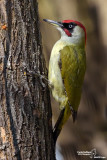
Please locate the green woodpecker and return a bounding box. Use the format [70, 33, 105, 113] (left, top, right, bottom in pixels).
[43, 19, 86, 142]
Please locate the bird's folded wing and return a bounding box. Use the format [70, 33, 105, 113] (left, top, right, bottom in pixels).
[60, 45, 86, 111]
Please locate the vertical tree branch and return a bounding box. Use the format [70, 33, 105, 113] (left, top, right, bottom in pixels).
[0, 0, 55, 159]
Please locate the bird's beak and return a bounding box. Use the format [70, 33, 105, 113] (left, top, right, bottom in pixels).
[43, 19, 63, 28]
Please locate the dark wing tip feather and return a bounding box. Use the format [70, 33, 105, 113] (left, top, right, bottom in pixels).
[72, 111, 77, 122]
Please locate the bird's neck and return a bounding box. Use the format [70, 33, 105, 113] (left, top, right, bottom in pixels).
[60, 35, 85, 47]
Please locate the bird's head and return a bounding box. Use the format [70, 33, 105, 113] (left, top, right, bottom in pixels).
[43, 19, 86, 45]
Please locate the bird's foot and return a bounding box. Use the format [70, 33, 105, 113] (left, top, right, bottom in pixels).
[24, 69, 52, 88]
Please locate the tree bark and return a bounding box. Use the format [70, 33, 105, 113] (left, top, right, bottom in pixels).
[0, 0, 55, 159]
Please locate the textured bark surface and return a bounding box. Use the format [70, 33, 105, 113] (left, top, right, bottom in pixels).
[40, 1, 107, 159]
[0, 0, 55, 159]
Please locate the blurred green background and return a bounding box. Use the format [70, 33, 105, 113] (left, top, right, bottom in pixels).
[39, 0, 107, 159]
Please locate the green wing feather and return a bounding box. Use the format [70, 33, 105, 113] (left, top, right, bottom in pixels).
[60, 45, 86, 111]
[53, 45, 86, 141]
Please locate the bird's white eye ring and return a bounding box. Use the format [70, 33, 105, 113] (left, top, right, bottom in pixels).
[69, 24, 73, 28]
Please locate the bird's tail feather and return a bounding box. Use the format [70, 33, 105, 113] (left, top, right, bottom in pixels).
[53, 103, 71, 143]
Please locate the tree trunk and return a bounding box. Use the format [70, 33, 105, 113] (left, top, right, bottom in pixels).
[0, 0, 55, 159]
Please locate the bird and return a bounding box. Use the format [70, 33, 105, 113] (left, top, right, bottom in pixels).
[43, 19, 86, 143]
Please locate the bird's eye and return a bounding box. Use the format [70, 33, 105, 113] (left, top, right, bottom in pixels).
[69, 24, 73, 28]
